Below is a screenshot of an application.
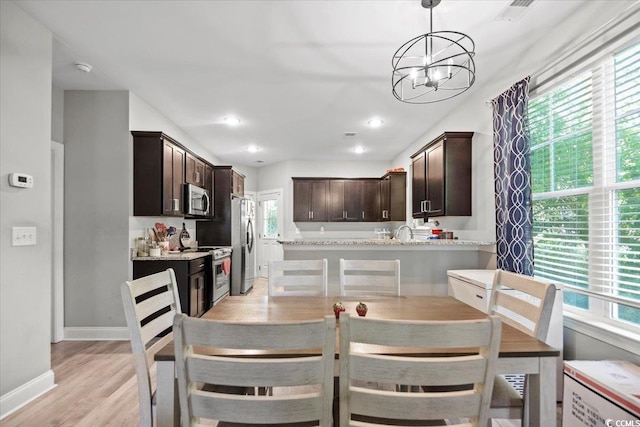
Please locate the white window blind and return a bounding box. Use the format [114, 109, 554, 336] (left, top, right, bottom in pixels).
[529, 41, 640, 330]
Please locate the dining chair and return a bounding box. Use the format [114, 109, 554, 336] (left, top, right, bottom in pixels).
[339, 313, 502, 427]
[487, 269, 557, 426]
[121, 268, 182, 427]
[268, 259, 328, 296]
[173, 313, 336, 426]
[339, 258, 400, 296]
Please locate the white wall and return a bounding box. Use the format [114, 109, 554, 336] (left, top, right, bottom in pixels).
[0, 0, 54, 414]
[64, 91, 131, 329]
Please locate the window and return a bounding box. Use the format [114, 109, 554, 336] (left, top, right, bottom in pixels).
[261, 199, 279, 239]
[529, 42, 640, 330]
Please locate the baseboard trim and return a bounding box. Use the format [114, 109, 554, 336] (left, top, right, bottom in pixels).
[0, 370, 56, 419]
[63, 327, 129, 341]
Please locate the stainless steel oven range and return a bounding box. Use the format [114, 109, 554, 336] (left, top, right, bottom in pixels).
[209, 247, 232, 306]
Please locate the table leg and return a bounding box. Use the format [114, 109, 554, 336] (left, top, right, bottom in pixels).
[157, 360, 179, 427]
[528, 356, 557, 427]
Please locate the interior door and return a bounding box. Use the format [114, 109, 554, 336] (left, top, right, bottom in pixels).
[257, 189, 283, 278]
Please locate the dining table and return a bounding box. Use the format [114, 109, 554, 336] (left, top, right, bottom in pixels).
[155, 295, 559, 427]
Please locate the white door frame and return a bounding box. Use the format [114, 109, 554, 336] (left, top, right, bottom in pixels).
[257, 189, 284, 278]
[51, 141, 64, 343]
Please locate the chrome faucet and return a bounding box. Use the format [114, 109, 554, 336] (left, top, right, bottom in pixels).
[394, 225, 414, 241]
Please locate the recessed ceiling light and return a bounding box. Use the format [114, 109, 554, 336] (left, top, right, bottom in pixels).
[368, 118, 383, 128]
[224, 116, 241, 126]
[353, 146, 365, 154]
[247, 145, 260, 153]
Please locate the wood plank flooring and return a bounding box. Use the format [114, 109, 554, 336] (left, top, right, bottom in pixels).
[1, 278, 560, 426]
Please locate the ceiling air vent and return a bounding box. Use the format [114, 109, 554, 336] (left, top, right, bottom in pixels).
[495, 0, 535, 22]
[510, 0, 534, 7]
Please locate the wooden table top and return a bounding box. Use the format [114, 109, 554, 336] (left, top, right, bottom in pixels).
[156, 295, 559, 361]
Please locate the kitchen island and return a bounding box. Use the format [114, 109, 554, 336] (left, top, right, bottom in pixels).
[279, 239, 495, 296]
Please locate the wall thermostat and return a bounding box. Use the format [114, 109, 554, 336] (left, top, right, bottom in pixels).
[9, 173, 34, 188]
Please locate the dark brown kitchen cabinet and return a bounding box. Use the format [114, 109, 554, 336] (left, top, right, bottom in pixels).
[133, 131, 185, 216]
[185, 152, 206, 187]
[360, 179, 381, 222]
[232, 170, 245, 197]
[329, 180, 361, 221]
[204, 164, 213, 211]
[293, 179, 329, 222]
[132, 255, 211, 317]
[411, 132, 473, 218]
[380, 172, 406, 221]
[293, 174, 405, 223]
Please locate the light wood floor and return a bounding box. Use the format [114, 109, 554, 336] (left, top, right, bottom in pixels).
[2, 278, 560, 426]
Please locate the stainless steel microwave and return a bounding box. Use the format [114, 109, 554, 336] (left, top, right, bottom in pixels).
[184, 184, 211, 217]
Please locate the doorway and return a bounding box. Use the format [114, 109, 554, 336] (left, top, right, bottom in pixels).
[257, 189, 283, 278]
[51, 141, 64, 343]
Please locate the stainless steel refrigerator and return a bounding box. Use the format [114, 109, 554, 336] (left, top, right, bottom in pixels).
[231, 197, 255, 295]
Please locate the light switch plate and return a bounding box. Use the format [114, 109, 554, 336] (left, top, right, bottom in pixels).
[12, 227, 37, 246]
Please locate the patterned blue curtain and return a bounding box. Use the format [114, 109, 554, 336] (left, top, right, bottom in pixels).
[492, 77, 533, 275]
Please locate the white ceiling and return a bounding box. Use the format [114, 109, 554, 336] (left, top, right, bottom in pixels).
[17, 0, 594, 167]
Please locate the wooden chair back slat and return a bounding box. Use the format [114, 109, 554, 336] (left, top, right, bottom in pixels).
[187, 355, 324, 387]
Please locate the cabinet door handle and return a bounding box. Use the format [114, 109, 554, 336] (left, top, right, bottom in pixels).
[308, 211, 311, 220]
[475, 294, 484, 299]
[425, 200, 431, 212]
[195, 171, 200, 183]
[311, 211, 314, 220]
[343, 211, 346, 219]
[173, 198, 180, 211]
[362, 211, 365, 219]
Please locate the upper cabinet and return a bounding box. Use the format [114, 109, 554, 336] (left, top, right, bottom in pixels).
[185, 152, 206, 187]
[293, 179, 329, 222]
[133, 131, 185, 216]
[293, 174, 405, 223]
[232, 170, 245, 197]
[133, 131, 216, 217]
[380, 172, 407, 222]
[329, 180, 361, 221]
[411, 132, 473, 218]
[360, 179, 381, 222]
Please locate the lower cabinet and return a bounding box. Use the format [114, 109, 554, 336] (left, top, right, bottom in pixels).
[132, 255, 211, 317]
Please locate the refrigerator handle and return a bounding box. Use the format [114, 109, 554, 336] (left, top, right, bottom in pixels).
[247, 218, 254, 253]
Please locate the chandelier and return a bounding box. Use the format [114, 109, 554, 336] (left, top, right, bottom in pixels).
[392, 0, 476, 104]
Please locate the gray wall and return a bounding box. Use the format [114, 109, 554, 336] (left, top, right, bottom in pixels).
[0, 0, 53, 395]
[64, 91, 131, 327]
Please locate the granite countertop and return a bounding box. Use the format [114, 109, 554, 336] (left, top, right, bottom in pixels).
[278, 239, 494, 246]
[131, 251, 210, 261]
